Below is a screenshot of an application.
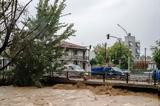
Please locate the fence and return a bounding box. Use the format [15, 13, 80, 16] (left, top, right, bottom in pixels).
[53, 71, 160, 86]
[0, 70, 159, 86]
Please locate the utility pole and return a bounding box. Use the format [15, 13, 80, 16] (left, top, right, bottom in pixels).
[128, 55, 131, 71]
[105, 43, 107, 64]
[118, 38, 122, 68]
[88, 45, 92, 61]
[144, 48, 147, 71]
[106, 34, 122, 68]
[117, 24, 131, 71]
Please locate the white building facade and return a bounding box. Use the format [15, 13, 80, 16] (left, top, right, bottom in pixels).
[124, 34, 140, 61]
[60, 41, 90, 71]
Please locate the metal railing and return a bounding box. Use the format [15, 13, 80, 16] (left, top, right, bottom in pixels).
[0, 70, 159, 86]
[46, 71, 160, 86]
[60, 55, 89, 61]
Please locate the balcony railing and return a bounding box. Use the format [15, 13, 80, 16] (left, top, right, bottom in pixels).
[61, 55, 89, 61]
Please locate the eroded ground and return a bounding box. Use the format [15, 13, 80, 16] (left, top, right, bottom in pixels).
[0, 84, 159, 106]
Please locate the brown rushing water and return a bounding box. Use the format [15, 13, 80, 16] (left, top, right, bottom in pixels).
[0, 85, 159, 106]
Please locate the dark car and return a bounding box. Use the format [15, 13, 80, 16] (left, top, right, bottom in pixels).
[91, 66, 127, 80]
[91, 66, 111, 75]
[152, 70, 160, 83]
[105, 67, 126, 79]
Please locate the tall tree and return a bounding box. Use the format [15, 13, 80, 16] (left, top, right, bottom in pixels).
[109, 42, 132, 69]
[152, 40, 160, 69]
[12, 0, 75, 86]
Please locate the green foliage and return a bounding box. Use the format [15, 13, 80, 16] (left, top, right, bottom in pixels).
[109, 42, 132, 69]
[93, 44, 108, 65]
[152, 40, 160, 69]
[90, 58, 98, 66]
[13, 43, 45, 86]
[11, 0, 75, 86]
[93, 42, 132, 69]
[109, 42, 133, 69]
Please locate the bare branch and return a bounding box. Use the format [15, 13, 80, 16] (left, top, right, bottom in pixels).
[4, 50, 11, 58]
[0, 0, 12, 18]
[15, 0, 32, 23]
[0, 0, 32, 54]
[0, 48, 24, 70]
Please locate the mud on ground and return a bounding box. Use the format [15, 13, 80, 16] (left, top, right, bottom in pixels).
[52, 81, 159, 98]
[0, 83, 159, 106]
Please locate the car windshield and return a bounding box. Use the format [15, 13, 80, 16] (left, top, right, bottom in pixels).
[71, 64, 82, 70]
[112, 67, 123, 72]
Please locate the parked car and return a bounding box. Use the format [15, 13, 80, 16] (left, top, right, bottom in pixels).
[91, 66, 111, 75]
[152, 70, 160, 82]
[91, 66, 127, 80]
[64, 64, 85, 78]
[106, 67, 127, 79]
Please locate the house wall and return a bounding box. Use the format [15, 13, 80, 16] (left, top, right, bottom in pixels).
[64, 48, 87, 60]
[61, 48, 90, 71]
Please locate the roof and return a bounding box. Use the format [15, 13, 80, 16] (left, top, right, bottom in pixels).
[61, 41, 87, 50]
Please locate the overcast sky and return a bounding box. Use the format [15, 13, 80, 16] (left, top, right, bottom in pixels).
[20, 0, 160, 56]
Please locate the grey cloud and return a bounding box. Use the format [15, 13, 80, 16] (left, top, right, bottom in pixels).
[19, 0, 160, 56]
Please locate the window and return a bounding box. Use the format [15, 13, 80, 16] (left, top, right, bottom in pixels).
[136, 42, 140, 47]
[69, 66, 74, 70]
[74, 50, 78, 55]
[66, 49, 69, 52]
[129, 41, 132, 47]
[73, 61, 78, 65]
[136, 49, 140, 53]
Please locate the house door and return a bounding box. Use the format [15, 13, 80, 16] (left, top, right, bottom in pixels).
[83, 62, 86, 70]
[74, 61, 78, 65]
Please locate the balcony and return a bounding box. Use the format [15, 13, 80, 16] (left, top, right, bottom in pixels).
[136, 42, 140, 47]
[136, 48, 140, 54]
[60, 55, 89, 61]
[128, 41, 133, 47]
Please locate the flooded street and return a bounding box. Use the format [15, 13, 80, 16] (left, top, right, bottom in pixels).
[0, 86, 159, 106]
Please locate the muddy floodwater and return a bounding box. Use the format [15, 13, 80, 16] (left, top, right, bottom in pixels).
[0, 86, 159, 106]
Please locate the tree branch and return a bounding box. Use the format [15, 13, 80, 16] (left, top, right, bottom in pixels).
[0, 22, 49, 71]
[15, 0, 32, 23]
[0, 0, 32, 54]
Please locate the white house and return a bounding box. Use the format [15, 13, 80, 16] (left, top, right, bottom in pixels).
[60, 41, 90, 71]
